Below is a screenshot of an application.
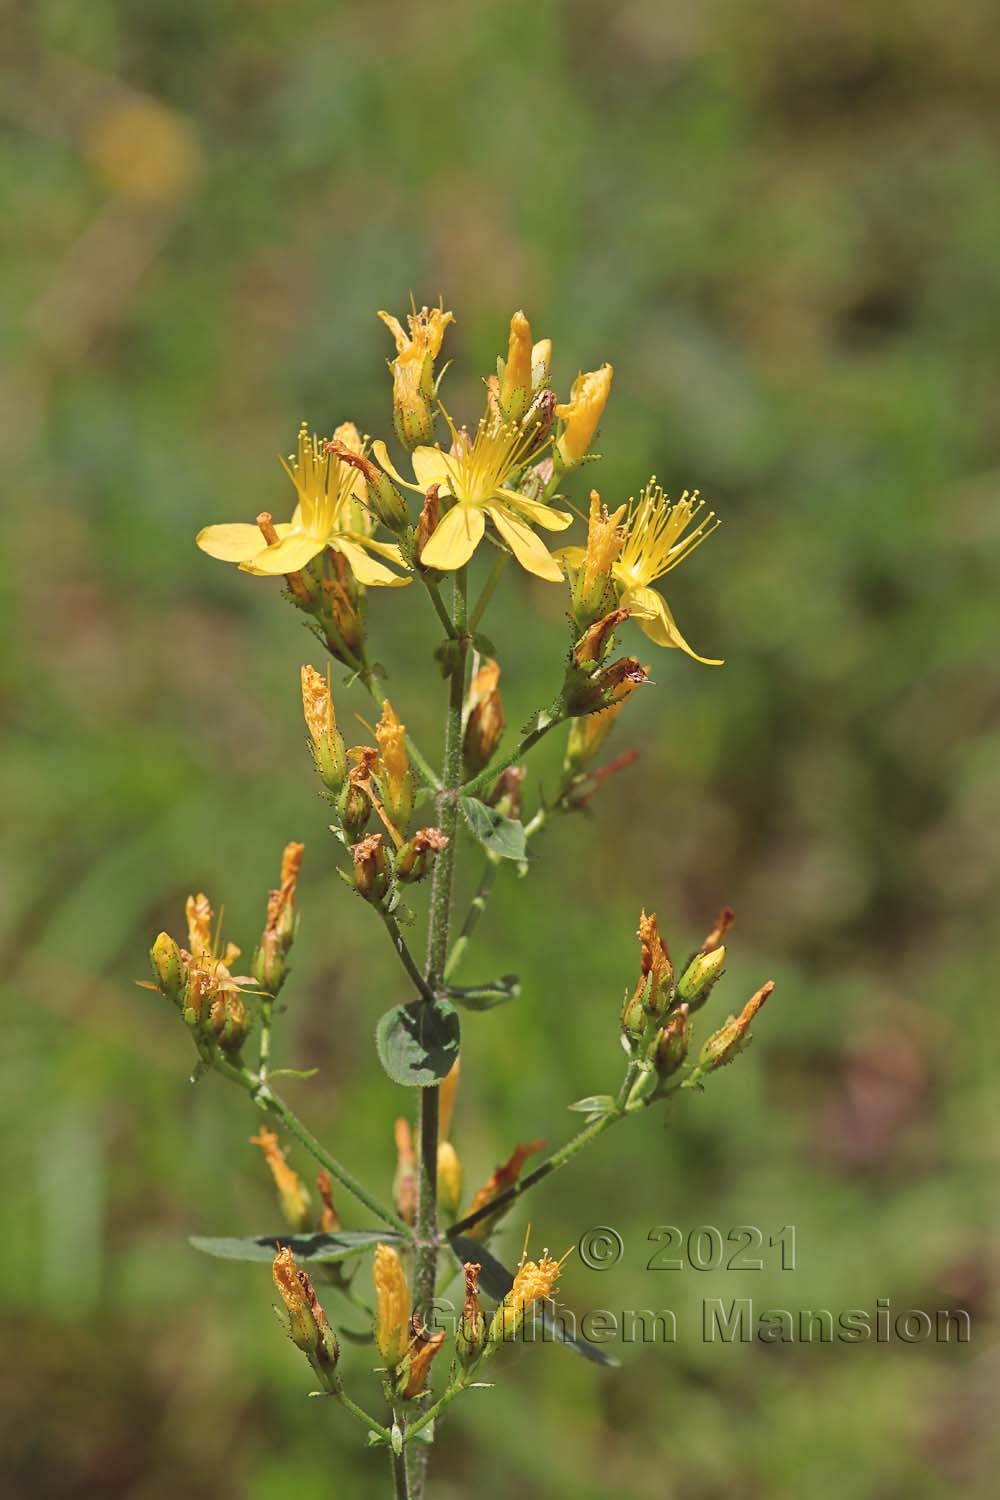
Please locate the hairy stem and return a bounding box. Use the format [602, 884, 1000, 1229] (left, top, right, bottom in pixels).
[375, 904, 438, 1004]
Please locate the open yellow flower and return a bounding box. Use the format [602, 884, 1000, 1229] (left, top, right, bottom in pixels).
[613, 479, 722, 664]
[373, 417, 571, 580]
[196, 422, 410, 587]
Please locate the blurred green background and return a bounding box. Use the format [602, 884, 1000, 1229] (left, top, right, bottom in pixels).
[2, 1, 997, 1496]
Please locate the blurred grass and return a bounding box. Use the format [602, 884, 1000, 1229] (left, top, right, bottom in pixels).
[1, 1, 998, 1496]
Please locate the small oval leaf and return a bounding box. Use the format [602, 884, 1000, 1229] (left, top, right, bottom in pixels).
[375, 998, 461, 1087]
[445, 974, 521, 1012]
[459, 796, 528, 861]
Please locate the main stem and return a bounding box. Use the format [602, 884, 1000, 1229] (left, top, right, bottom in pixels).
[411, 568, 467, 1497]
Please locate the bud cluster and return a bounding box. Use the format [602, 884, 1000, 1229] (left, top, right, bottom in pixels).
[146, 893, 256, 1059]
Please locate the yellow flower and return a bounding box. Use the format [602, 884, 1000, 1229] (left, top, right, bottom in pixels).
[374, 698, 413, 834]
[555, 363, 613, 465]
[613, 479, 723, 664]
[378, 301, 455, 449]
[196, 422, 410, 587]
[373, 417, 571, 580]
[373, 1243, 411, 1367]
[489, 1245, 567, 1345]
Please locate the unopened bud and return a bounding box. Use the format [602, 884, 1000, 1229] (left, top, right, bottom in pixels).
[395, 827, 448, 884]
[273, 1247, 340, 1380]
[572, 607, 630, 668]
[456, 1261, 487, 1368]
[393, 1118, 417, 1225]
[437, 1141, 462, 1219]
[374, 1243, 411, 1368]
[463, 659, 505, 777]
[315, 1170, 341, 1233]
[301, 665, 347, 793]
[677, 945, 727, 1012]
[497, 309, 534, 424]
[378, 303, 453, 452]
[253, 841, 304, 996]
[567, 492, 626, 632]
[698, 981, 775, 1073]
[555, 363, 613, 467]
[375, 700, 413, 834]
[251, 1128, 313, 1233]
[150, 931, 186, 1003]
[330, 441, 409, 533]
[337, 776, 371, 841]
[565, 655, 647, 718]
[352, 833, 391, 903]
[488, 764, 526, 819]
[209, 990, 251, 1055]
[415, 483, 440, 559]
[400, 1321, 446, 1399]
[654, 1004, 690, 1079]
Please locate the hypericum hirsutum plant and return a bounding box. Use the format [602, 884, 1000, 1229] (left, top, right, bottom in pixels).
[141, 302, 774, 1497]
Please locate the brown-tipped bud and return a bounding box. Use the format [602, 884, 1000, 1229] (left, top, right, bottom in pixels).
[251, 1127, 313, 1232]
[438, 1058, 460, 1143]
[315, 1171, 342, 1233]
[395, 826, 448, 884]
[373, 1244, 411, 1368]
[456, 1262, 488, 1368]
[622, 911, 674, 1042]
[701, 906, 734, 953]
[555, 363, 613, 466]
[572, 607, 630, 668]
[565, 655, 648, 719]
[320, 553, 364, 663]
[337, 773, 372, 842]
[415, 483, 441, 559]
[375, 699, 413, 835]
[654, 1003, 690, 1079]
[301, 665, 347, 793]
[488, 764, 526, 819]
[698, 981, 775, 1073]
[273, 1247, 340, 1376]
[437, 1141, 462, 1219]
[150, 931, 186, 1004]
[462, 1140, 546, 1242]
[328, 441, 409, 533]
[497, 309, 534, 424]
[352, 833, 391, 903]
[393, 1118, 417, 1225]
[253, 841, 304, 995]
[462, 659, 505, 777]
[677, 945, 727, 1012]
[400, 1321, 446, 1399]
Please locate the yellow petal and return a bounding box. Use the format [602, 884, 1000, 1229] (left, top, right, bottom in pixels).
[421, 503, 485, 571]
[625, 586, 723, 665]
[554, 544, 587, 569]
[371, 440, 423, 495]
[497, 489, 573, 531]
[241, 532, 324, 575]
[411, 446, 453, 493]
[197, 523, 269, 563]
[488, 506, 563, 582]
[334, 537, 411, 587]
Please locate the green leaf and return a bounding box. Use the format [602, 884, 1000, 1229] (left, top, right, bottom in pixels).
[445, 974, 521, 1011]
[448, 1236, 620, 1368]
[375, 998, 460, 1087]
[569, 1098, 617, 1122]
[410, 1420, 435, 1444]
[459, 796, 528, 861]
[470, 632, 496, 656]
[190, 1229, 399, 1264]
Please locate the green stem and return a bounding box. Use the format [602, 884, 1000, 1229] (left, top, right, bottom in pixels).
[443, 862, 497, 982]
[448, 1111, 622, 1240]
[390, 1424, 410, 1499]
[420, 573, 459, 639]
[468, 550, 508, 633]
[411, 568, 468, 1500]
[334, 1387, 391, 1442]
[258, 997, 274, 1081]
[405, 1376, 468, 1442]
[458, 711, 562, 801]
[375, 904, 438, 1004]
[212, 1056, 409, 1234]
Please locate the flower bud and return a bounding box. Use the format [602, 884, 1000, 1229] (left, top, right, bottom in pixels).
[327, 441, 409, 533]
[462, 659, 505, 777]
[253, 841, 304, 996]
[393, 1118, 417, 1225]
[565, 654, 648, 718]
[565, 491, 626, 633]
[555, 363, 613, 466]
[320, 552, 365, 663]
[301, 665, 347, 794]
[395, 826, 448, 884]
[315, 1170, 341, 1233]
[436, 1141, 462, 1219]
[497, 309, 534, 424]
[456, 1261, 487, 1368]
[378, 302, 454, 451]
[375, 699, 413, 835]
[273, 1247, 340, 1381]
[415, 483, 441, 559]
[337, 776, 371, 841]
[532, 338, 552, 390]
[400, 1322, 446, 1399]
[439, 1058, 460, 1143]
[572, 607, 630, 668]
[374, 1243, 411, 1368]
[622, 911, 673, 1041]
[654, 1003, 690, 1079]
[676, 945, 726, 1012]
[488, 764, 526, 819]
[150, 931, 186, 1004]
[209, 990, 251, 1055]
[698, 981, 775, 1073]
[352, 833, 391, 903]
[251, 1127, 313, 1232]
